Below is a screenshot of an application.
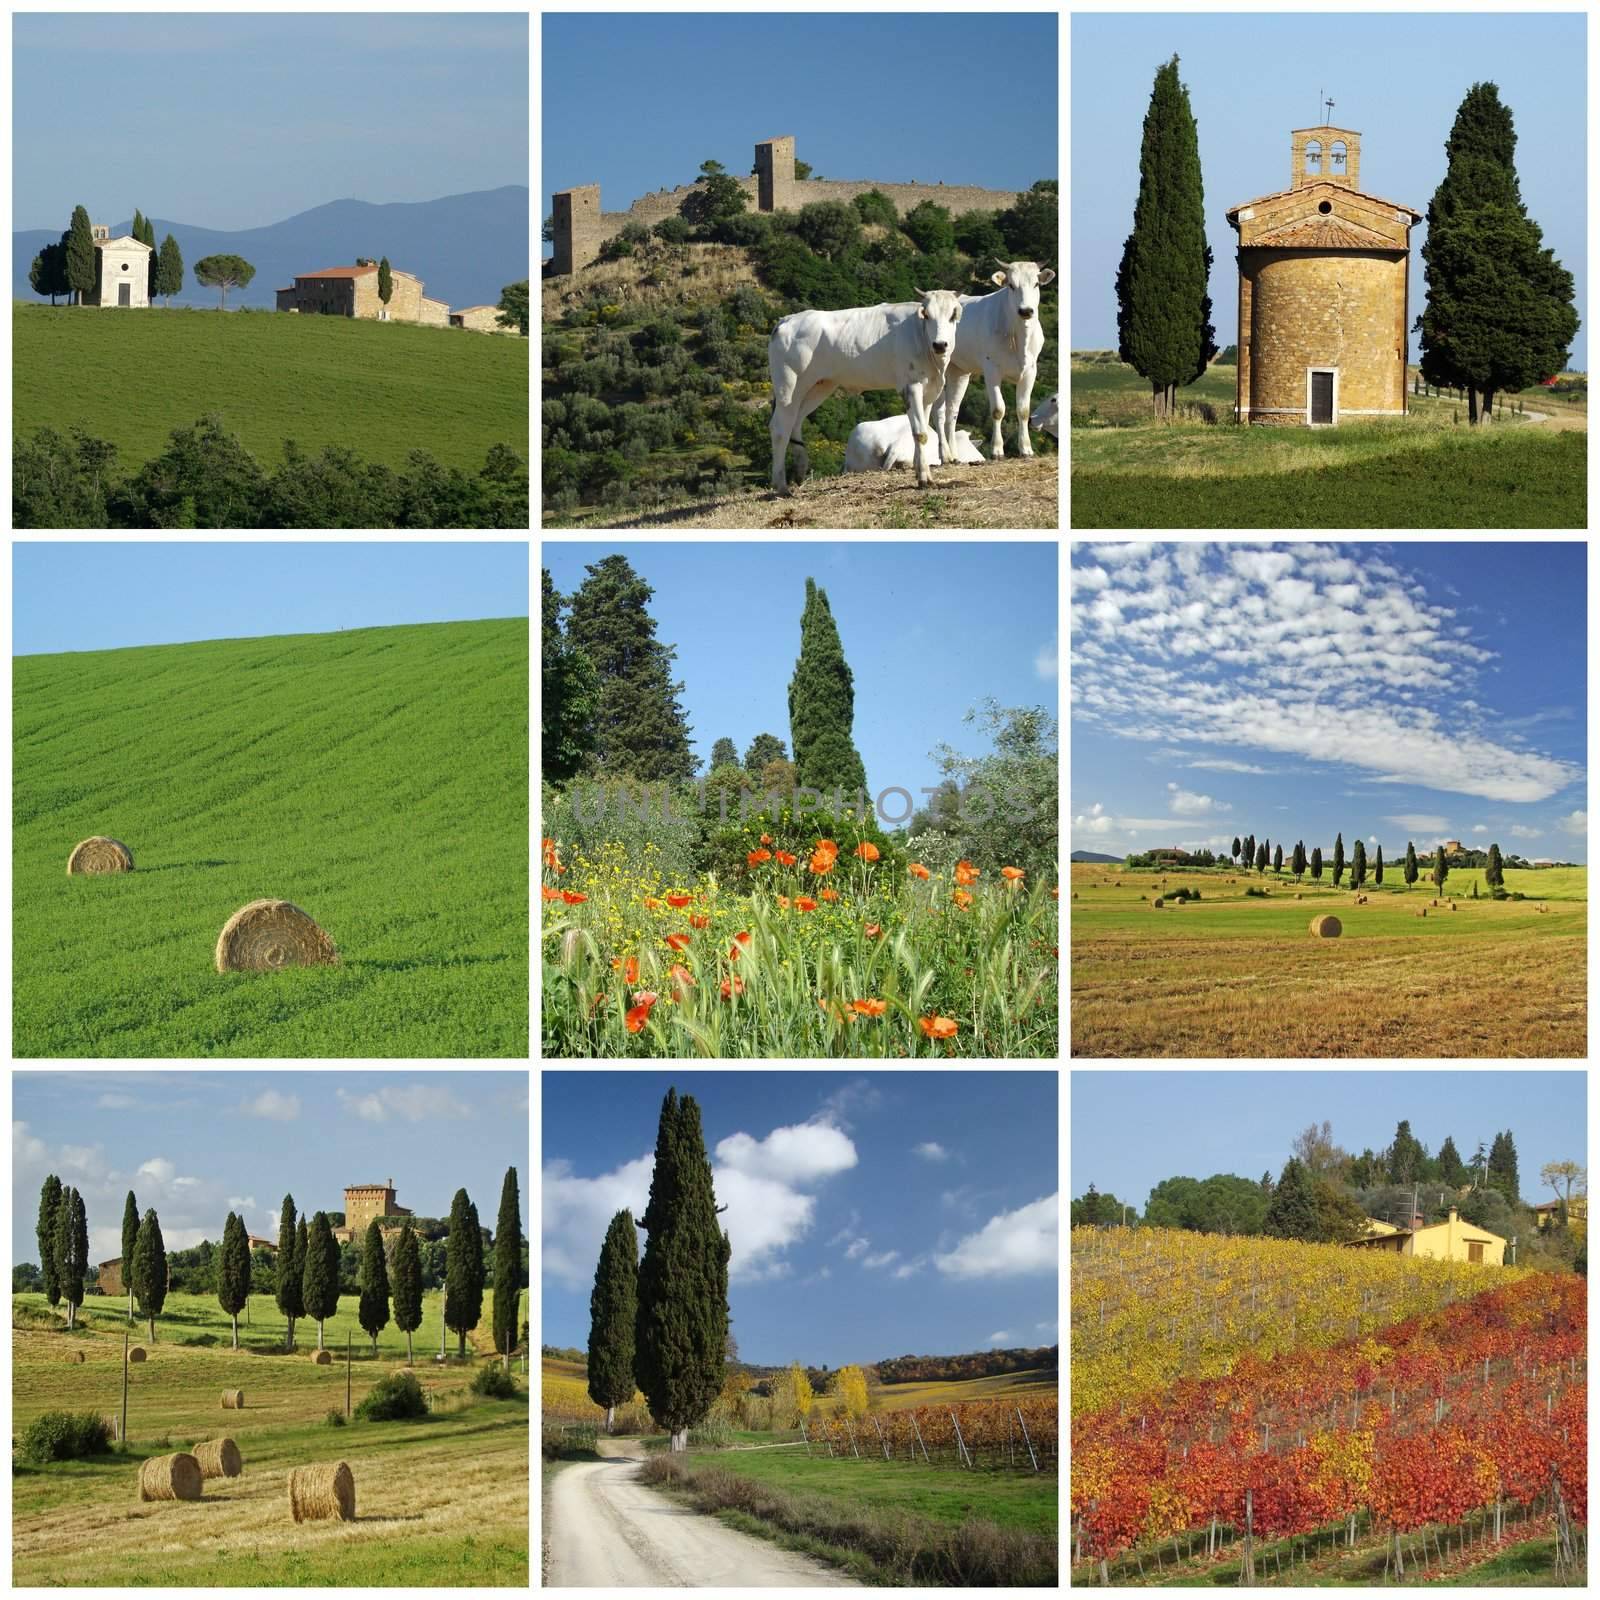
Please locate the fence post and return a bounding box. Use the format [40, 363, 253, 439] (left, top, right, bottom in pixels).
[872, 1414, 889, 1460]
[121, 1328, 129, 1447]
[1017, 1406, 1040, 1473]
[950, 1409, 972, 1469]
[845, 1417, 860, 1459]
[800, 1418, 813, 1458]
[346, 1330, 352, 1418]
[910, 1411, 931, 1465]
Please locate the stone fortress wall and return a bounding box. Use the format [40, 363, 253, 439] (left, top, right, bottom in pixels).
[550, 135, 1025, 275]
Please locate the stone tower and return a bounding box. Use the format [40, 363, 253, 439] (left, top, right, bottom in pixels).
[1227, 124, 1419, 426]
[552, 184, 602, 276]
[754, 135, 796, 213]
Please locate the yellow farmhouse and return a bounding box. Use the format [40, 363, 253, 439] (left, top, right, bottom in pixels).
[1345, 1206, 1505, 1265]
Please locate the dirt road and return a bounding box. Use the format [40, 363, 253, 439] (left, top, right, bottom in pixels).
[544, 1439, 860, 1588]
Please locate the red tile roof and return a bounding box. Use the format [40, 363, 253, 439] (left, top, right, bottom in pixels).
[1250, 215, 1403, 250]
[295, 265, 377, 279]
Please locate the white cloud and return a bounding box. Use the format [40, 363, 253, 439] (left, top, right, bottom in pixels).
[1188, 758, 1270, 774]
[862, 1250, 900, 1269]
[1471, 825, 1488, 835]
[1229, 548, 1297, 584]
[1089, 542, 1152, 565]
[716, 1123, 858, 1186]
[1558, 810, 1586, 836]
[986, 1330, 1015, 1345]
[1167, 783, 1230, 816]
[336, 1085, 472, 1124]
[59, 1144, 103, 1177]
[914, 1141, 948, 1162]
[892, 1259, 925, 1279]
[1034, 638, 1058, 680]
[1072, 565, 1111, 592]
[1035, 1320, 1059, 1334]
[844, 1237, 870, 1260]
[1510, 825, 1540, 839]
[95, 1092, 136, 1109]
[1387, 814, 1451, 833]
[935, 1194, 1058, 1279]
[541, 1153, 654, 1289]
[138, 1157, 176, 1185]
[242, 1090, 300, 1121]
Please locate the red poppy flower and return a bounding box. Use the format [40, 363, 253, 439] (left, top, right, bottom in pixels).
[720, 975, 744, 1000]
[952, 889, 974, 910]
[666, 893, 692, 908]
[918, 1015, 958, 1039]
[809, 851, 835, 875]
[689, 913, 710, 929]
[748, 849, 772, 866]
[850, 999, 887, 1017]
[776, 895, 790, 910]
[666, 933, 691, 952]
[954, 860, 980, 886]
[561, 890, 587, 904]
[775, 850, 798, 867]
[610, 955, 640, 985]
[864, 923, 881, 939]
[760, 833, 773, 845]
[855, 841, 880, 862]
[625, 995, 658, 1033]
[668, 963, 695, 998]
[820, 888, 839, 902]
[541, 886, 562, 901]
[1001, 866, 1025, 883]
[908, 863, 930, 880]
[794, 896, 817, 912]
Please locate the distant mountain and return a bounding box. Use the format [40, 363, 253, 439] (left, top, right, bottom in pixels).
[14, 187, 529, 312]
[1070, 850, 1122, 864]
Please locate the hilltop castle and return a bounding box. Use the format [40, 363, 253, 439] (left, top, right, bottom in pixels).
[549, 134, 1026, 275]
[333, 1178, 414, 1243]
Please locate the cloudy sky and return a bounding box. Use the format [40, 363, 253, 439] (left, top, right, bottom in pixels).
[543, 1072, 1059, 1367]
[1071, 541, 1587, 864]
[15, 1072, 528, 1268]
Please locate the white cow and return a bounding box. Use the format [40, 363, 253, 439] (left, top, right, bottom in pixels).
[844, 414, 985, 471]
[769, 290, 962, 493]
[931, 261, 1055, 461]
[1030, 393, 1059, 439]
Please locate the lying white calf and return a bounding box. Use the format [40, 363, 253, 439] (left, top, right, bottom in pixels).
[1030, 393, 1059, 439]
[844, 414, 986, 472]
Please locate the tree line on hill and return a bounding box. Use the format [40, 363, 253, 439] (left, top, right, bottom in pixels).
[874, 1345, 1059, 1385]
[28, 1169, 526, 1363]
[1115, 64, 1577, 420]
[14, 413, 527, 529]
[1073, 1118, 1585, 1274]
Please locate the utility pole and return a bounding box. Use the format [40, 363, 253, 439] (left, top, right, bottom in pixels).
[346, 1330, 352, 1418]
[121, 1328, 129, 1446]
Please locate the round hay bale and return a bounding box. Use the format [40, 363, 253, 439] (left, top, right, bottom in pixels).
[193, 1437, 242, 1480]
[128, 1346, 147, 1363]
[215, 900, 338, 973]
[1152, 898, 1165, 909]
[311, 1349, 332, 1365]
[138, 1451, 202, 1502]
[289, 1460, 355, 1523]
[1309, 915, 1342, 939]
[222, 1389, 243, 1409]
[67, 836, 134, 875]
[67, 1349, 85, 1363]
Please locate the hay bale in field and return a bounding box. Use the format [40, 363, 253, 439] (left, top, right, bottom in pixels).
[67, 1349, 85, 1363]
[222, 1389, 243, 1409]
[138, 1452, 202, 1502]
[1152, 898, 1165, 909]
[1296, 892, 1303, 900]
[311, 1349, 333, 1365]
[288, 1460, 355, 1523]
[128, 1347, 147, 1363]
[1309, 915, 1342, 939]
[215, 899, 338, 973]
[193, 1437, 242, 1480]
[1418, 908, 1428, 918]
[67, 836, 134, 875]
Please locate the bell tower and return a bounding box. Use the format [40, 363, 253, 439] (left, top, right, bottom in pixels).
[1291, 125, 1361, 191]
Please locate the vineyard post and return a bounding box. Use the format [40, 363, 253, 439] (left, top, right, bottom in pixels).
[1017, 1405, 1040, 1472]
[949, 1409, 972, 1469]
[1242, 1488, 1255, 1584]
[871, 1414, 889, 1460]
[910, 1411, 931, 1465]
[800, 1418, 812, 1458]
[845, 1416, 860, 1459]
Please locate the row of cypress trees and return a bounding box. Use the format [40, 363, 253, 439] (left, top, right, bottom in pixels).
[1230, 833, 1508, 891]
[586, 1089, 731, 1451]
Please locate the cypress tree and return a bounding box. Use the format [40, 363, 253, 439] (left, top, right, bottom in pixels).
[1332, 832, 1346, 887]
[55, 1187, 89, 1328]
[1432, 844, 1450, 891]
[378, 255, 394, 314]
[302, 1212, 340, 1350]
[588, 1209, 639, 1431]
[1438, 1135, 1466, 1188]
[709, 737, 739, 771]
[565, 555, 695, 782]
[157, 233, 183, 306]
[140, 214, 159, 300]
[1232, 836, 1242, 864]
[1375, 844, 1385, 886]
[392, 1221, 423, 1364]
[131, 209, 145, 250]
[1291, 840, 1306, 880]
[635, 1088, 731, 1452]
[745, 733, 788, 775]
[1418, 84, 1578, 423]
[541, 568, 600, 786]
[131, 1208, 167, 1342]
[1487, 842, 1504, 888]
[218, 1211, 251, 1348]
[294, 1217, 310, 1344]
[1255, 839, 1268, 874]
[1351, 838, 1367, 890]
[359, 1220, 391, 1354]
[1115, 55, 1217, 419]
[445, 1188, 485, 1357]
[493, 1166, 523, 1367]
[1405, 840, 1419, 890]
[276, 1196, 302, 1350]
[788, 577, 868, 798]
[1262, 1159, 1318, 1241]
[121, 1190, 139, 1319]
[37, 1175, 64, 1308]
[1388, 1121, 1426, 1185]
[1488, 1130, 1520, 1204]
[66, 205, 96, 305]
[1273, 842, 1283, 875]
[1310, 846, 1323, 882]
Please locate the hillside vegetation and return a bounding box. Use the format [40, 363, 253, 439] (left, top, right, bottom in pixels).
[14, 619, 528, 1057]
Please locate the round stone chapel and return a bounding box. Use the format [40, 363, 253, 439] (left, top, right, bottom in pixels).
[1226, 125, 1421, 425]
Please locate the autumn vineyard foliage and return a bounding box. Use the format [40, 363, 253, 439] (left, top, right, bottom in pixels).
[803, 1395, 1058, 1469]
[1071, 1228, 1586, 1583]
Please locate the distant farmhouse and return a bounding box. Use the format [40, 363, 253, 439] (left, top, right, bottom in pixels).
[88, 222, 151, 307]
[332, 1178, 414, 1244]
[276, 260, 522, 335]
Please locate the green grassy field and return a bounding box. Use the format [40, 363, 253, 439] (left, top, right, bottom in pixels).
[14, 304, 528, 474]
[15, 1293, 526, 1586]
[1070, 358, 1586, 527]
[13, 618, 528, 1057]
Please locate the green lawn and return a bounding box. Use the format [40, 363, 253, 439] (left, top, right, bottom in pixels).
[13, 619, 528, 1056]
[14, 303, 528, 474]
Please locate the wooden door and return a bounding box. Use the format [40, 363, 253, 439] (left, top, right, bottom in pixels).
[1311, 370, 1333, 424]
[118, 283, 131, 307]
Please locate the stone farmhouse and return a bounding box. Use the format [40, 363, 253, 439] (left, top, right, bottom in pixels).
[332, 1178, 414, 1244]
[449, 303, 517, 334]
[549, 134, 1028, 275]
[87, 222, 151, 307]
[276, 262, 449, 325]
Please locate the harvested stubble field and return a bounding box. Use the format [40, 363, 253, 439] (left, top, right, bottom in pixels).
[13, 618, 527, 1056]
[14, 1293, 527, 1586]
[1070, 865, 1585, 1058]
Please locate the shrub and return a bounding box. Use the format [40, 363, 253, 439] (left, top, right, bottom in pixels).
[325, 1407, 346, 1427]
[795, 201, 861, 261]
[19, 1410, 112, 1463]
[353, 1370, 427, 1422]
[712, 212, 770, 247]
[902, 201, 955, 254]
[598, 222, 650, 263]
[687, 1417, 734, 1449]
[469, 1363, 520, 1399]
[853, 189, 898, 227]
[953, 209, 1008, 264]
[652, 216, 691, 244]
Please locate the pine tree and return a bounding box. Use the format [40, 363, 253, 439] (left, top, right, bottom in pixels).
[1388, 1121, 1426, 1185]
[635, 1089, 731, 1451]
[276, 1195, 302, 1350]
[1487, 842, 1504, 888]
[445, 1188, 485, 1357]
[120, 1191, 140, 1319]
[378, 255, 393, 315]
[131, 1208, 167, 1342]
[1263, 1159, 1318, 1241]
[709, 737, 739, 770]
[1438, 1135, 1466, 1188]
[541, 569, 600, 785]
[788, 578, 868, 798]
[1332, 832, 1346, 886]
[391, 1221, 423, 1364]
[1310, 846, 1323, 882]
[54, 1187, 89, 1328]
[493, 1166, 523, 1366]
[1292, 840, 1306, 880]
[302, 1212, 340, 1351]
[157, 233, 183, 305]
[1488, 1130, 1520, 1204]
[359, 1220, 391, 1354]
[1417, 84, 1579, 423]
[565, 556, 695, 782]
[588, 1209, 639, 1431]
[66, 205, 96, 305]
[1375, 844, 1385, 886]
[744, 733, 788, 774]
[1115, 56, 1217, 418]
[37, 1175, 64, 1308]
[1405, 841, 1419, 890]
[1351, 838, 1367, 890]
[218, 1211, 251, 1348]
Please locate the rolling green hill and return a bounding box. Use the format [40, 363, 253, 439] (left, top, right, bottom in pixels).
[14, 304, 528, 474]
[14, 618, 528, 1057]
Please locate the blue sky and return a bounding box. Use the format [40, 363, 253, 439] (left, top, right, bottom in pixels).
[14, 13, 528, 230]
[14, 1070, 528, 1268]
[1070, 541, 1587, 864]
[15, 543, 529, 655]
[1072, 13, 1587, 372]
[543, 1072, 1059, 1368]
[1071, 1070, 1585, 1222]
[544, 542, 1059, 803]
[542, 12, 1057, 257]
